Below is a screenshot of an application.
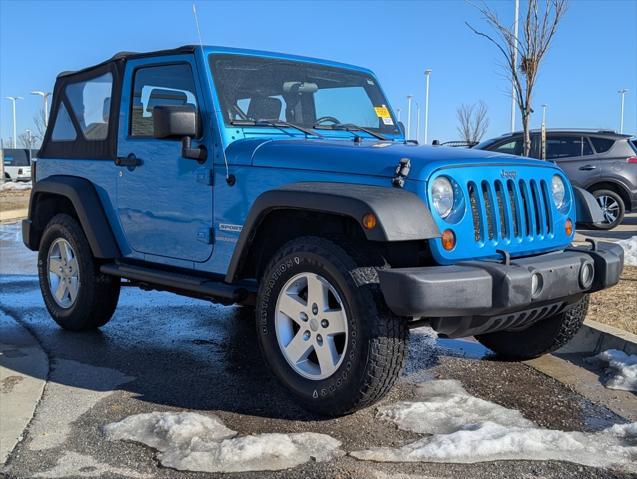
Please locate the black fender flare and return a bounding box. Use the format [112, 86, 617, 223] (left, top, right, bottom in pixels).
[225, 182, 439, 282]
[573, 186, 604, 227]
[24, 175, 120, 258]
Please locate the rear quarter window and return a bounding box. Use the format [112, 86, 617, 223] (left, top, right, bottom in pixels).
[589, 137, 615, 154]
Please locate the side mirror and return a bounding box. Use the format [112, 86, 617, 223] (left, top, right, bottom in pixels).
[153, 105, 206, 162]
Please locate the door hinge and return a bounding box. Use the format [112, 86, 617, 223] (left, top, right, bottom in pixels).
[196, 227, 214, 244]
[196, 168, 214, 186]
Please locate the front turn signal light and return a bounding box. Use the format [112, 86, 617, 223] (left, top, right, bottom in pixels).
[362, 213, 377, 230]
[441, 229, 456, 251]
[565, 219, 573, 236]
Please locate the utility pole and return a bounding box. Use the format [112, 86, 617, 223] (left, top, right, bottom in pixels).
[4, 96, 23, 148]
[618, 89, 628, 134]
[424, 69, 432, 144]
[415, 102, 421, 144]
[31, 91, 52, 126]
[406, 95, 413, 140]
[541, 104, 547, 160]
[510, 0, 519, 133]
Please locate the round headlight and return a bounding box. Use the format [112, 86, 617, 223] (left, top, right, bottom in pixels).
[432, 176, 454, 218]
[551, 174, 566, 209]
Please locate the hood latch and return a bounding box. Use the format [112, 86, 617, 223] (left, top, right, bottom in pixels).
[392, 157, 411, 188]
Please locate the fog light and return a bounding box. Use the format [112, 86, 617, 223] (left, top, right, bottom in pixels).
[441, 229, 456, 251]
[579, 262, 594, 289]
[362, 213, 377, 230]
[531, 272, 543, 298]
[565, 219, 573, 236]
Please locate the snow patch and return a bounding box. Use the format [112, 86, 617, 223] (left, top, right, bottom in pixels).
[618, 235, 637, 266]
[587, 349, 637, 392]
[104, 411, 343, 473]
[1, 181, 31, 191]
[351, 379, 637, 473]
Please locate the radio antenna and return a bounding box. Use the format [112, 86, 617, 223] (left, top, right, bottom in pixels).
[192, 3, 204, 49]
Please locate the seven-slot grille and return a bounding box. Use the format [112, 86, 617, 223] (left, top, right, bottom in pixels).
[467, 178, 553, 243]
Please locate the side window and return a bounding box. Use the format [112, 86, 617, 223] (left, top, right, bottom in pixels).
[589, 137, 615, 154]
[492, 137, 523, 156]
[51, 104, 78, 141]
[130, 63, 198, 137]
[4, 156, 14, 166]
[65, 73, 113, 140]
[545, 136, 593, 160]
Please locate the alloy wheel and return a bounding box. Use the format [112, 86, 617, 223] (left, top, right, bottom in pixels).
[596, 195, 620, 224]
[47, 238, 80, 308]
[274, 272, 348, 380]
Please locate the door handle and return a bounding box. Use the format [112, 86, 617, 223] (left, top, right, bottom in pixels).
[115, 154, 142, 167]
[579, 165, 597, 171]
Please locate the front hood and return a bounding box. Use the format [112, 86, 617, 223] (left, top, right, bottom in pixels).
[240, 138, 554, 181]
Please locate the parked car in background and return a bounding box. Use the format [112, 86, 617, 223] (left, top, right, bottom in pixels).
[475, 130, 637, 229]
[2, 149, 35, 182]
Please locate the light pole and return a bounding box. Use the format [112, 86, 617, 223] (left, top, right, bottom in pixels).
[406, 95, 413, 140]
[415, 102, 421, 144]
[618, 89, 628, 134]
[4, 96, 23, 148]
[31, 90, 52, 126]
[511, 0, 519, 133]
[424, 69, 432, 144]
[540, 104, 547, 160]
[396, 108, 401, 122]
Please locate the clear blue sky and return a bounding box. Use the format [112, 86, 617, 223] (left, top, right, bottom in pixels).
[1, 0, 635, 146]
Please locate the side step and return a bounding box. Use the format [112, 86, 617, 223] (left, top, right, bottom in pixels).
[100, 263, 254, 303]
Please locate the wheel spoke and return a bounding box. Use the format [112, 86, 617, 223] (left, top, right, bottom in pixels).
[323, 309, 347, 335]
[59, 241, 70, 263]
[306, 274, 329, 313]
[278, 293, 307, 323]
[49, 258, 63, 274]
[284, 330, 313, 364]
[314, 338, 337, 376]
[54, 279, 67, 302]
[68, 257, 79, 274]
[67, 277, 79, 302]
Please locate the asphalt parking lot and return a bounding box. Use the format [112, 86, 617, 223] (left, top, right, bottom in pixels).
[1, 220, 636, 479]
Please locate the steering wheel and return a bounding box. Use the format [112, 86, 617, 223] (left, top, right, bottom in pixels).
[314, 116, 341, 126]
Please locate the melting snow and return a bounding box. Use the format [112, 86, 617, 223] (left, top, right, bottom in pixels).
[587, 349, 637, 392]
[0, 181, 31, 191]
[104, 411, 343, 473]
[618, 236, 637, 266]
[350, 380, 637, 472]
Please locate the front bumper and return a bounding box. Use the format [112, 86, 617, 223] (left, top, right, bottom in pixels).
[378, 242, 624, 337]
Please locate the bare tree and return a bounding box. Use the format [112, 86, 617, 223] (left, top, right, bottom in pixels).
[467, 0, 567, 156]
[18, 131, 37, 149]
[33, 108, 47, 144]
[456, 101, 490, 144]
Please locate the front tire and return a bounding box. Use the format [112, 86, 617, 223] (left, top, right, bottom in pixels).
[591, 189, 625, 230]
[38, 213, 120, 331]
[476, 295, 589, 360]
[256, 236, 407, 416]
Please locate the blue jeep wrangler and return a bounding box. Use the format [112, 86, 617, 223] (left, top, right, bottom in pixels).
[23, 45, 624, 415]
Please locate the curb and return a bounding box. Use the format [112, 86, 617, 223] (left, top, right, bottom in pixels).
[0, 312, 49, 466]
[558, 319, 637, 356]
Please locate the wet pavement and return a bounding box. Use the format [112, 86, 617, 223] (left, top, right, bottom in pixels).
[0, 221, 635, 478]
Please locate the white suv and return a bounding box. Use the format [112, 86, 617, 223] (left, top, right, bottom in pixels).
[3, 149, 33, 182]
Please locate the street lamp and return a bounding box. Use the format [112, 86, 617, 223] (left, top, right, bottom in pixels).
[540, 104, 547, 160]
[415, 102, 421, 144]
[4, 96, 23, 148]
[406, 95, 413, 140]
[618, 89, 628, 134]
[396, 108, 401, 122]
[424, 69, 432, 144]
[31, 90, 52, 126]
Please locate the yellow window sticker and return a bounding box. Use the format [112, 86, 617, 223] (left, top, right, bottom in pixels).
[374, 106, 390, 118]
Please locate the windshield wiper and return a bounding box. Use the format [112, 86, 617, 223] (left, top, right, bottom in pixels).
[313, 122, 387, 141]
[230, 119, 324, 138]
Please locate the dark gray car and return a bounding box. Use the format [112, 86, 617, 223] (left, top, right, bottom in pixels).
[476, 129, 637, 229]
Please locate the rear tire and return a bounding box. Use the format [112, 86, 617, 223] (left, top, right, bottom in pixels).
[256, 236, 408, 416]
[591, 189, 625, 230]
[38, 213, 120, 331]
[475, 295, 589, 360]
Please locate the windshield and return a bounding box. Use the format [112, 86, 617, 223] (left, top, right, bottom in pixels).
[209, 54, 399, 136]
